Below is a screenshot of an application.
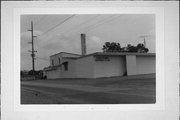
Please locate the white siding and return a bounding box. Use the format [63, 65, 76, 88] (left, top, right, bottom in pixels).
[50, 54, 62, 66]
[46, 53, 155, 79]
[50, 52, 80, 66]
[94, 56, 126, 78]
[61, 59, 77, 78]
[136, 56, 155, 75]
[61, 53, 80, 58]
[126, 55, 137, 75]
[75, 56, 94, 78]
[45, 67, 61, 79]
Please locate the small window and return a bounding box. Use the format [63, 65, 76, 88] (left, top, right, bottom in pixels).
[63, 62, 68, 71]
[58, 58, 61, 65]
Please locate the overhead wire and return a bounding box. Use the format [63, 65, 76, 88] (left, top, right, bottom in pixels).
[23, 15, 124, 70]
[38, 15, 75, 38]
[85, 15, 122, 33]
[36, 15, 120, 40]
[44, 15, 121, 46]
[53, 15, 115, 37]
[73, 15, 115, 35]
[70, 15, 120, 42]
[22, 53, 49, 61]
[59, 15, 100, 35]
[35, 56, 49, 61]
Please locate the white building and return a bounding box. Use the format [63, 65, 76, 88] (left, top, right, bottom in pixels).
[43, 52, 155, 79]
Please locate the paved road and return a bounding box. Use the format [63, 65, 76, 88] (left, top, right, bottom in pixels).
[21, 78, 155, 104]
[22, 81, 154, 97]
[22, 81, 132, 92]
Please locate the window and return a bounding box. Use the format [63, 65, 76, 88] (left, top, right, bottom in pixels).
[58, 58, 61, 65]
[63, 62, 68, 71]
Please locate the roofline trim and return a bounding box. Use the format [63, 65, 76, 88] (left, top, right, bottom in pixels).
[50, 52, 81, 57]
[76, 52, 156, 59]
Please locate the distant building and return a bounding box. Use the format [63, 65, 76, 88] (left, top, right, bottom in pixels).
[43, 52, 155, 79]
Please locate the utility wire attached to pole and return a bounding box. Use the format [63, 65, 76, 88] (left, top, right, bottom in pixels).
[28, 21, 37, 75]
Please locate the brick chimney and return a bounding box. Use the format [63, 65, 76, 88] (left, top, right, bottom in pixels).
[81, 33, 86, 56]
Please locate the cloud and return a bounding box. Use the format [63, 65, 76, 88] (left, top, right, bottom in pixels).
[145, 29, 156, 53]
[89, 36, 102, 44]
[41, 34, 79, 52]
[86, 36, 103, 53]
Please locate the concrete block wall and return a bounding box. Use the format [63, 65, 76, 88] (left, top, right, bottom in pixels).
[136, 56, 156, 75]
[126, 55, 137, 75]
[94, 56, 126, 78]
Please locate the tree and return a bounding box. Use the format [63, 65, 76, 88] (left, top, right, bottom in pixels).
[126, 44, 138, 52]
[136, 43, 149, 53]
[102, 42, 111, 52]
[102, 42, 149, 53]
[102, 42, 121, 52]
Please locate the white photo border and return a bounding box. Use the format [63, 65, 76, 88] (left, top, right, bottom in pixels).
[13, 7, 165, 111]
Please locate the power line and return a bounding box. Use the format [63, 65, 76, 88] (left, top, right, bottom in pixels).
[73, 15, 115, 35]
[35, 56, 49, 61]
[60, 15, 100, 35]
[57, 15, 114, 36]
[37, 15, 120, 40]
[22, 54, 49, 61]
[86, 15, 115, 30]
[39, 15, 75, 37]
[85, 15, 121, 32]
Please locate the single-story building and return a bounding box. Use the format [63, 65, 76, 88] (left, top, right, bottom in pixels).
[43, 52, 155, 79]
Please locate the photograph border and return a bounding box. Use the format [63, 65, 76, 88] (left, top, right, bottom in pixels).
[14, 6, 164, 111]
[2, 1, 179, 120]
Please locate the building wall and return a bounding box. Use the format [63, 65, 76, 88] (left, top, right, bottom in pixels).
[61, 59, 77, 78]
[136, 56, 155, 75]
[45, 53, 156, 79]
[50, 53, 80, 66]
[50, 55, 58, 66]
[61, 53, 81, 58]
[94, 56, 126, 78]
[126, 55, 137, 75]
[45, 67, 62, 79]
[75, 56, 95, 78]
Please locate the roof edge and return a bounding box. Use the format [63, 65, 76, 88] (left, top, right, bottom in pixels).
[76, 52, 156, 59]
[50, 52, 81, 57]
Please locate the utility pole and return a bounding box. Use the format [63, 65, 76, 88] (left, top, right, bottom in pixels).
[81, 33, 86, 56]
[28, 21, 37, 75]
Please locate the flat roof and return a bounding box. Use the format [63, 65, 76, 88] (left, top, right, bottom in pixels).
[49, 51, 155, 60]
[77, 52, 156, 59]
[63, 57, 79, 59]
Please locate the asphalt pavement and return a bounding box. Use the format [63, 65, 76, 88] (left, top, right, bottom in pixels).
[21, 75, 155, 104]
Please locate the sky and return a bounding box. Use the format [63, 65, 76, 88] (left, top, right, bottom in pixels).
[21, 14, 155, 71]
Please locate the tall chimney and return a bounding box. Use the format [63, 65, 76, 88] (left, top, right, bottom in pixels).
[81, 33, 86, 56]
